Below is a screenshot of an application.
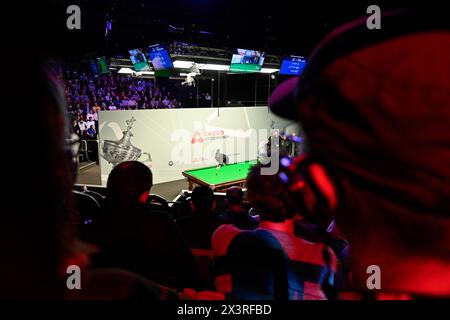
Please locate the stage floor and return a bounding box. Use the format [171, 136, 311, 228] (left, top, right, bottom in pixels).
[75, 163, 188, 201]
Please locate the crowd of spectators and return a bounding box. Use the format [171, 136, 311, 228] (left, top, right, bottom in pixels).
[61, 70, 212, 140]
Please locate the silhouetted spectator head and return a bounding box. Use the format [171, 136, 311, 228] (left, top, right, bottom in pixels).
[190, 186, 215, 214]
[269, 10, 450, 296]
[226, 187, 244, 208]
[106, 161, 153, 207]
[246, 164, 295, 222]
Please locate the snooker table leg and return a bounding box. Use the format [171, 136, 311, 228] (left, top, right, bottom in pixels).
[188, 180, 194, 191]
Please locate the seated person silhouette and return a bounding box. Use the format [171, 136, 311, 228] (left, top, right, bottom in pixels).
[218, 187, 259, 230]
[87, 161, 199, 290]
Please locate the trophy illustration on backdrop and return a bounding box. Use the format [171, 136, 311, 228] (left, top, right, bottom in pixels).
[101, 116, 152, 167]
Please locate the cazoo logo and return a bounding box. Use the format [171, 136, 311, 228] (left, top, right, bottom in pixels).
[191, 130, 226, 144]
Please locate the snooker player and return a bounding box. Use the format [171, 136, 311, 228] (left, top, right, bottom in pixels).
[215, 149, 229, 169]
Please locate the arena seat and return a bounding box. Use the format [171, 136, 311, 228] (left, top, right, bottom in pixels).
[147, 194, 170, 211]
[83, 189, 105, 208]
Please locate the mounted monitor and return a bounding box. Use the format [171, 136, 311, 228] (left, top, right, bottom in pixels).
[97, 57, 110, 74]
[229, 48, 265, 72]
[129, 49, 150, 71]
[279, 56, 307, 76]
[89, 59, 100, 75]
[147, 44, 173, 70]
[89, 57, 109, 75]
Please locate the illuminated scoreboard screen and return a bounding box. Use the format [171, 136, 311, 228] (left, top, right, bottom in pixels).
[279, 56, 307, 76]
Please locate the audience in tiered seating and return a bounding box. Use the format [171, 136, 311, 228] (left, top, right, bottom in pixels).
[61, 70, 212, 140]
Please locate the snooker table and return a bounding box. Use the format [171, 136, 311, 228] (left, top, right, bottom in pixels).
[182, 160, 257, 191]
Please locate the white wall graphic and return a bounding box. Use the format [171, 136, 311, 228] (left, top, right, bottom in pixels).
[98, 107, 292, 185]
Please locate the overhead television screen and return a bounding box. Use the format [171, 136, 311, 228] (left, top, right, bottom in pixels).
[89, 59, 100, 75]
[97, 57, 110, 74]
[229, 48, 265, 72]
[279, 56, 307, 76]
[129, 49, 150, 71]
[147, 44, 173, 70]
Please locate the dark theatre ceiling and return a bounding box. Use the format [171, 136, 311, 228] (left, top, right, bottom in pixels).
[42, 0, 427, 58]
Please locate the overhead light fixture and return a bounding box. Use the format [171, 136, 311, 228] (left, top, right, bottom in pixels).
[136, 71, 155, 76]
[260, 68, 279, 74]
[117, 67, 134, 74]
[173, 60, 194, 69]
